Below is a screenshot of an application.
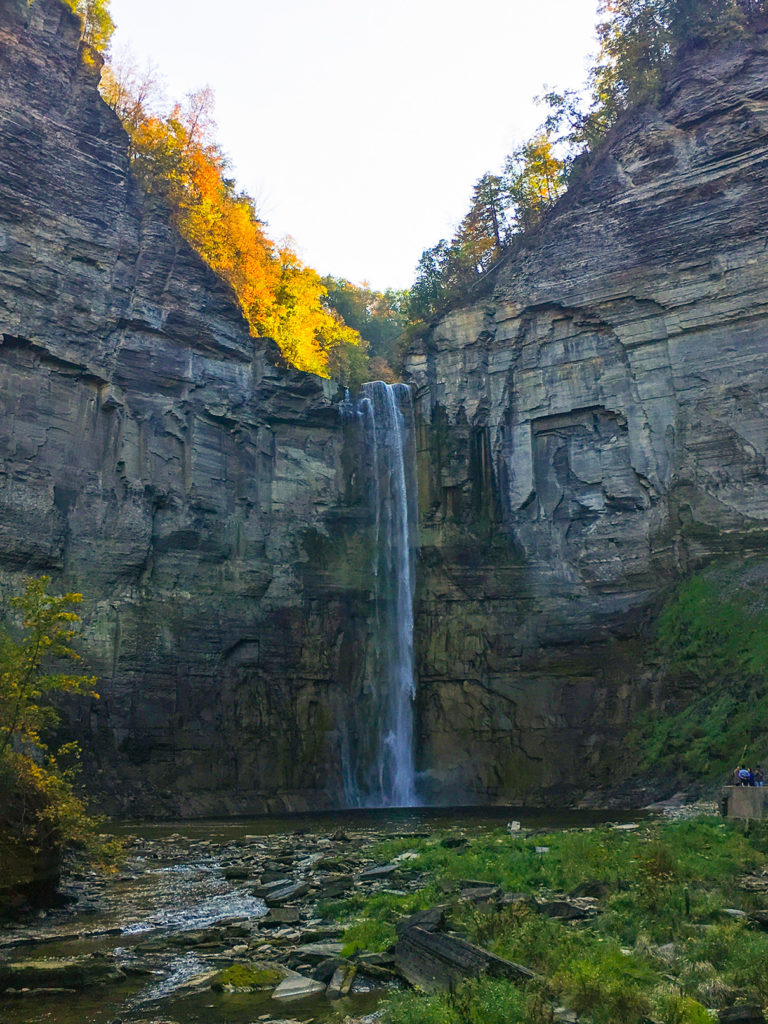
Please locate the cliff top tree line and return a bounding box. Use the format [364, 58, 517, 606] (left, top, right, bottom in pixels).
[58, 0, 768, 382]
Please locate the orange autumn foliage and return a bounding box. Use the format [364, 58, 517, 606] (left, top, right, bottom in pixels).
[101, 78, 364, 379]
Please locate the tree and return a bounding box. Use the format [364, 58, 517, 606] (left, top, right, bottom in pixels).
[407, 136, 566, 322]
[99, 51, 164, 139]
[0, 581, 100, 876]
[505, 133, 567, 231]
[322, 278, 409, 375]
[63, 0, 115, 58]
[408, 240, 452, 321]
[0, 577, 96, 759]
[102, 78, 367, 381]
[0, 580, 109, 896]
[586, 0, 765, 146]
[449, 173, 511, 279]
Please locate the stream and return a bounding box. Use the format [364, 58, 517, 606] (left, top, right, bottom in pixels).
[0, 807, 640, 1024]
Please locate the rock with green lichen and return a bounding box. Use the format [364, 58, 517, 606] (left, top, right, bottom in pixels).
[210, 961, 285, 993]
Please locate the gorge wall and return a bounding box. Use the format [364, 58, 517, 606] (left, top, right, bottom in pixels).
[2, 0, 768, 814]
[0, 0, 380, 815]
[406, 38, 768, 803]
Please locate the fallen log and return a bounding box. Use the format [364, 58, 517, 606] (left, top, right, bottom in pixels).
[394, 925, 534, 992]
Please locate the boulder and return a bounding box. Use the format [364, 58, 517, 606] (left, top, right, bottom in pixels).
[210, 961, 285, 993]
[327, 962, 357, 998]
[272, 972, 326, 1001]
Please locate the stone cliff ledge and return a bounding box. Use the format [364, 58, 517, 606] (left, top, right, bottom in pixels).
[405, 36, 768, 804]
[2, 0, 768, 812]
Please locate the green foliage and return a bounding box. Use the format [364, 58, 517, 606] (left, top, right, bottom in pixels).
[408, 137, 567, 322]
[382, 990, 462, 1024]
[0, 576, 97, 758]
[0, 578, 104, 903]
[656, 575, 768, 679]
[557, 946, 653, 1023]
[587, 0, 764, 143]
[382, 979, 546, 1024]
[322, 277, 409, 379]
[631, 566, 768, 777]
[320, 882, 442, 950]
[210, 963, 284, 990]
[341, 917, 397, 955]
[62, 0, 115, 57]
[652, 992, 716, 1024]
[336, 819, 768, 1024]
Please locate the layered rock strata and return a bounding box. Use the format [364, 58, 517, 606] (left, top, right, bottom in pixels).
[406, 38, 768, 803]
[3, 0, 768, 814]
[0, 0, 375, 814]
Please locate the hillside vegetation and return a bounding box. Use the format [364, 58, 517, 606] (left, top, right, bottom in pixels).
[60, 0, 768, 377]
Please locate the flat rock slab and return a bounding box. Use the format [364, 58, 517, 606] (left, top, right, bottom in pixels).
[272, 973, 327, 1001]
[265, 882, 311, 906]
[260, 908, 302, 926]
[252, 878, 292, 897]
[0, 956, 126, 992]
[538, 900, 594, 920]
[394, 926, 534, 992]
[395, 907, 446, 936]
[293, 942, 344, 959]
[359, 864, 398, 879]
[500, 892, 538, 908]
[460, 886, 501, 904]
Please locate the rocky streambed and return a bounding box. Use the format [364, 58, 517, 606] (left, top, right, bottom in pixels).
[1, 808, 597, 1024]
[0, 820, 397, 1023]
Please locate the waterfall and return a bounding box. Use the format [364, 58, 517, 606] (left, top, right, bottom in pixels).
[339, 381, 419, 807]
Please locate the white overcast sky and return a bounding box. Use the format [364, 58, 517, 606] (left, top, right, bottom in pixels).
[108, 0, 601, 291]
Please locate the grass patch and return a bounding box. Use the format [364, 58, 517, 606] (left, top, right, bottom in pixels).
[320, 818, 768, 1024]
[631, 564, 768, 779]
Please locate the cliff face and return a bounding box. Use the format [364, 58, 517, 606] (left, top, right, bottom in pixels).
[3, 0, 768, 815]
[406, 39, 768, 803]
[0, 0, 377, 815]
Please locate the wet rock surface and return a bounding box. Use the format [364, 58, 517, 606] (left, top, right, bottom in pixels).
[0, 0, 377, 819]
[3, 807, 621, 1023]
[405, 33, 768, 806]
[0, 817, 417, 1023]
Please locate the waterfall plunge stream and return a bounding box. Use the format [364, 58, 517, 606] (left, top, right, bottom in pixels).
[340, 382, 419, 807]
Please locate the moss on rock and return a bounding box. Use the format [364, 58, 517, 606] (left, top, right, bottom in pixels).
[210, 962, 285, 992]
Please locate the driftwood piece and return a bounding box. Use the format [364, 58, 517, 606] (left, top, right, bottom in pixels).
[394, 926, 534, 992]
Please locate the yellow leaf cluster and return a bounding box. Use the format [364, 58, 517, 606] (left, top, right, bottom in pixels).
[100, 79, 366, 380]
